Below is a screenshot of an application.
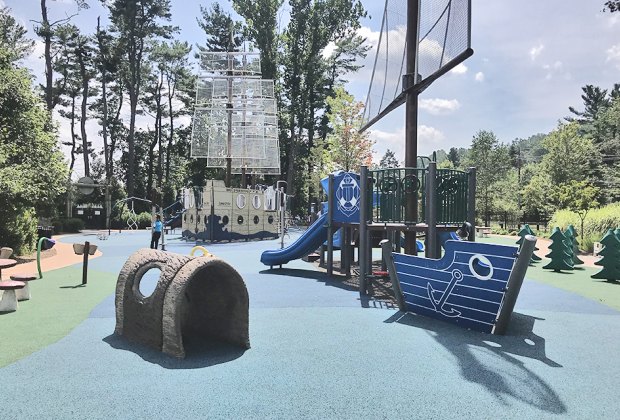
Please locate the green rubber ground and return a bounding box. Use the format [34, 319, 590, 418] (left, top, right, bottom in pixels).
[0, 267, 116, 367]
[479, 235, 620, 312]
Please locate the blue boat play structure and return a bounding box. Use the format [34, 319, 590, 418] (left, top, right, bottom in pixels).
[260, 214, 329, 268]
[382, 235, 536, 334]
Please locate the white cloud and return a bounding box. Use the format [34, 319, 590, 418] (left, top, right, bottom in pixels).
[450, 63, 468, 75]
[605, 12, 620, 27]
[23, 40, 45, 80]
[369, 121, 446, 164]
[418, 125, 445, 145]
[542, 60, 567, 80]
[322, 42, 337, 59]
[474, 72, 485, 82]
[419, 98, 461, 115]
[607, 44, 620, 69]
[370, 126, 405, 163]
[419, 38, 444, 61]
[530, 43, 544, 61]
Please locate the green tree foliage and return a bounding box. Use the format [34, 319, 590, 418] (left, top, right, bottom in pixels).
[543, 228, 574, 272]
[34, 0, 89, 112]
[0, 7, 34, 63]
[591, 229, 620, 281]
[379, 149, 399, 169]
[567, 85, 611, 125]
[54, 24, 82, 178]
[107, 0, 175, 197]
[197, 2, 245, 53]
[523, 122, 599, 219]
[306, 87, 373, 194]
[464, 130, 511, 225]
[541, 122, 597, 186]
[324, 87, 374, 172]
[447, 147, 460, 168]
[492, 169, 521, 229]
[0, 48, 68, 253]
[604, 1, 620, 12]
[93, 17, 123, 181]
[280, 0, 367, 212]
[557, 180, 600, 238]
[232, 0, 281, 80]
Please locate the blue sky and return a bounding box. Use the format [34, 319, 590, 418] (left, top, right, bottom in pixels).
[4, 0, 620, 174]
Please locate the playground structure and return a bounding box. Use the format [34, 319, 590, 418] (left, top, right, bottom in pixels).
[261, 163, 476, 279]
[180, 180, 281, 242]
[191, 51, 280, 184]
[162, 200, 184, 230]
[112, 197, 154, 231]
[115, 248, 250, 358]
[259, 163, 538, 333]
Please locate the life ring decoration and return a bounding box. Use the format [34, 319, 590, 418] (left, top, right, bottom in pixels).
[190, 246, 213, 257]
[379, 175, 420, 194]
[437, 176, 460, 195]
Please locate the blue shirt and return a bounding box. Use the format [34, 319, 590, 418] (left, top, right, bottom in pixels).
[153, 220, 163, 233]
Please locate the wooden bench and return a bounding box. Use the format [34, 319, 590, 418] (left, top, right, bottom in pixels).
[476, 226, 492, 238]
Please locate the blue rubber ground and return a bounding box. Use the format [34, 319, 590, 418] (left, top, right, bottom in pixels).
[1, 230, 619, 419]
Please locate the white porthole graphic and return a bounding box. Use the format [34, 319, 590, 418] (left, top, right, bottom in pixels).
[252, 195, 261, 209]
[468, 254, 493, 280]
[236, 194, 246, 209]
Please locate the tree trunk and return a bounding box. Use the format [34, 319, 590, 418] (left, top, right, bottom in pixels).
[97, 18, 110, 181]
[127, 93, 137, 197]
[109, 83, 123, 178]
[157, 73, 164, 190]
[66, 95, 77, 217]
[78, 49, 90, 177]
[166, 76, 174, 184]
[40, 0, 53, 112]
[69, 96, 77, 172]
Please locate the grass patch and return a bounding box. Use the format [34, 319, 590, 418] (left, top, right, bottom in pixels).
[479, 235, 620, 312]
[0, 266, 116, 367]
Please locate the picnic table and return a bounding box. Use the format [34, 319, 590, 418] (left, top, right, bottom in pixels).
[475, 226, 492, 238]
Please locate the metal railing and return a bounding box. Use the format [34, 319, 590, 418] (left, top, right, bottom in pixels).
[368, 167, 468, 224]
[435, 169, 468, 224]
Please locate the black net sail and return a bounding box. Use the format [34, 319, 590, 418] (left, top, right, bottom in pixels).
[362, 0, 472, 131]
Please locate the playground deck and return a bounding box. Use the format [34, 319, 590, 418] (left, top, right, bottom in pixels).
[1, 231, 619, 419]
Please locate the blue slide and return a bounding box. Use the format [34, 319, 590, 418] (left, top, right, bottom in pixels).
[261, 213, 328, 267]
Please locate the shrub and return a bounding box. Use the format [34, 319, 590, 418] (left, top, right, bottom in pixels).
[52, 220, 63, 235]
[136, 212, 153, 229]
[62, 218, 84, 233]
[550, 209, 580, 231]
[0, 207, 38, 255]
[580, 233, 599, 254]
[549, 203, 620, 251]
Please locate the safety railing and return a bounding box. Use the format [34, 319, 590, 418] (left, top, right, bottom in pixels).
[369, 167, 468, 224]
[435, 169, 468, 224]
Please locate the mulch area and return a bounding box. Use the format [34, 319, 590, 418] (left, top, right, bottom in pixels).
[13, 248, 57, 265]
[314, 259, 399, 307]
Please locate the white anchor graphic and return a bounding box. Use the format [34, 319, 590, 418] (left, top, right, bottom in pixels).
[427, 269, 464, 317]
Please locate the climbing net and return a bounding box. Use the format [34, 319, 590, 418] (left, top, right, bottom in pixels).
[362, 0, 472, 130]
